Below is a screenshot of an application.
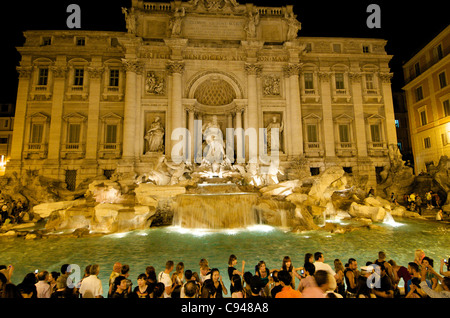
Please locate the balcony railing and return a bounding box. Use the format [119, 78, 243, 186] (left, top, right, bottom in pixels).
[337, 142, 353, 149]
[99, 143, 121, 159]
[143, 2, 171, 11]
[107, 86, 119, 92]
[257, 7, 284, 16]
[102, 143, 119, 150]
[306, 142, 320, 149]
[28, 143, 42, 150]
[335, 142, 356, 157]
[364, 88, 379, 95]
[65, 143, 80, 150]
[369, 141, 385, 148]
[71, 86, 84, 92]
[24, 143, 48, 159]
[34, 85, 48, 91]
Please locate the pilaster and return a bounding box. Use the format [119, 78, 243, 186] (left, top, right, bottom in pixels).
[47, 61, 67, 162]
[317, 70, 336, 158]
[349, 71, 368, 157]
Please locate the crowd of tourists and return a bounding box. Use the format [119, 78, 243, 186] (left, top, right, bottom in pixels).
[0, 197, 28, 226]
[1, 249, 449, 299]
[401, 190, 444, 218]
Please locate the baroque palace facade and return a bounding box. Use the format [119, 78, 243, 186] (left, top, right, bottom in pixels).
[8, 0, 397, 189]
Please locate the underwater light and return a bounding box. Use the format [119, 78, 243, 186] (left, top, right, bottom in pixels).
[246, 224, 274, 233]
[109, 232, 129, 238]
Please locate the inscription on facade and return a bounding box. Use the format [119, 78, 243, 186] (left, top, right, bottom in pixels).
[183, 17, 245, 40]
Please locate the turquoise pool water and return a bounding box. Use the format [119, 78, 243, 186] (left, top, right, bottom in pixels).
[1, 219, 449, 296]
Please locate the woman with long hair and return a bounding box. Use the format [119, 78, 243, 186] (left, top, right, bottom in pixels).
[280, 256, 301, 289]
[228, 254, 245, 294]
[334, 259, 346, 297]
[171, 262, 185, 298]
[231, 274, 245, 298]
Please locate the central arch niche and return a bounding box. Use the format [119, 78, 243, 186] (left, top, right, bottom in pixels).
[186, 72, 245, 163]
[194, 78, 236, 106]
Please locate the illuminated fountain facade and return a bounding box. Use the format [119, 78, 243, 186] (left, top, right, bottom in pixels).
[0, 0, 414, 236]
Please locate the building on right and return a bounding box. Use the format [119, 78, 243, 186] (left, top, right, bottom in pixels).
[402, 24, 450, 174]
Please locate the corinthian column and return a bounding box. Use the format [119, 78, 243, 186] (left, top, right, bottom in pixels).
[379, 72, 397, 146]
[85, 64, 104, 160]
[349, 71, 368, 157]
[244, 63, 262, 163]
[284, 63, 303, 158]
[166, 60, 185, 160]
[10, 66, 32, 164]
[121, 58, 143, 160]
[47, 64, 68, 161]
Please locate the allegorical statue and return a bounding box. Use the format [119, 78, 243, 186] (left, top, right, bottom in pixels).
[266, 116, 284, 151]
[284, 11, 301, 41]
[244, 9, 260, 39]
[170, 6, 185, 37]
[202, 115, 225, 165]
[145, 116, 165, 153]
[121, 7, 137, 34]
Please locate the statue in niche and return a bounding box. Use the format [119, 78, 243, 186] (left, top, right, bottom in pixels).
[244, 9, 260, 39]
[263, 75, 281, 96]
[266, 116, 284, 151]
[201, 115, 226, 166]
[145, 116, 165, 153]
[284, 11, 301, 41]
[146, 72, 165, 95]
[121, 7, 137, 34]
[170, 6, 185, 37]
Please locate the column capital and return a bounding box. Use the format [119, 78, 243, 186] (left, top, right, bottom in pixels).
[379, 72, 393, 83]
[244, 63, 263, 76]
[50, 65, 68, 79]
[234, 106, 245, 114]
[121, 58, 144, 74]
[349, 72, 363, 83]
[16, 66, 33, 78]
[317, 71, 331, 82]
[185, 104, 197, 113]
[87, 66, 105, 79]
[283, 63, 302, 77]
[166, 60, 185, 75]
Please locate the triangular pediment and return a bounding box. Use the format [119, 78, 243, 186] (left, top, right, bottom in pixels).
[101, 112, 123, 120]
[63, 112, 87, 122]
[334, 113, 353, 121]
[28, 112, 50, 120]
[366, 113, 385, 121]
[303, 113, 322, 121]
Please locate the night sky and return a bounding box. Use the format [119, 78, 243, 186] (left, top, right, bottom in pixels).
[0, 0, 448, 103]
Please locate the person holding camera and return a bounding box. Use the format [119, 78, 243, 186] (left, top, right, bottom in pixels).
[440, 258, 450, 278]
[419, 264, 450, 298]
[297, 262, 316, 293]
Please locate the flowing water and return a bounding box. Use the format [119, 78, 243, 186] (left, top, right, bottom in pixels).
[1, 218, 449, 296]
[174, 193, 260, 229]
